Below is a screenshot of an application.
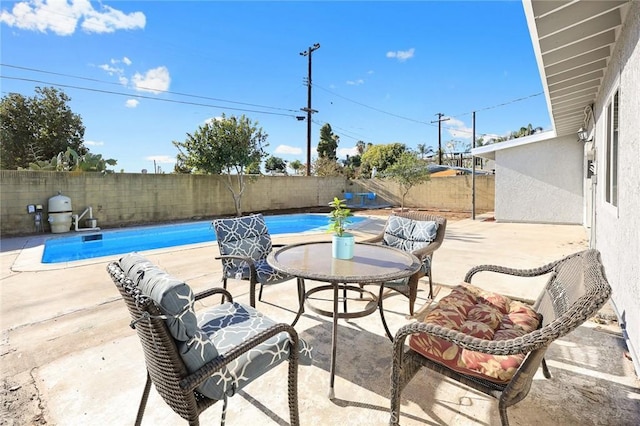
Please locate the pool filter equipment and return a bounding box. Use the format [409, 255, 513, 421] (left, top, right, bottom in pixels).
[48, 192, 73, 233]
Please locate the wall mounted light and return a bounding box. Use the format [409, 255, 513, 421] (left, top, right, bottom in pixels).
[577, 127, 589, 142]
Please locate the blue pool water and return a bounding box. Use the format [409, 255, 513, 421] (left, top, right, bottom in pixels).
[41, 214, 366, 263]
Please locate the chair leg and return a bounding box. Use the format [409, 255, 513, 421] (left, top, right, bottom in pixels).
[258, 282, 264, 302]
[288, 350, 300, 426]
[218, 394, 228, 426]
[541, 357, 552, 379]
[134, 372, 152, 426]
[221, 277, 228, 304]
[498, 400, 510, 426]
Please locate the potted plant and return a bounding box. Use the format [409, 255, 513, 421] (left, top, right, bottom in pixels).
[328, 197, 355, 259]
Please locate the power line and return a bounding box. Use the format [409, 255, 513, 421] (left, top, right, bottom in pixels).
[0, 63, 299, 113]
[0, 75, 296, 118]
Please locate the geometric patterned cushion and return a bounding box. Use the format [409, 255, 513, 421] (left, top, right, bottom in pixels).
[213, 214, 291, 285]
[180, 302, 313, 400]
[382, 215, 438, 280]
[119, 253, 198, 342]
[409, 284, 540, 383]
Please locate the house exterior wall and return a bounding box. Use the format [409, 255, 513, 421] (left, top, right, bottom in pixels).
[494, 135, 583, 224]
[592, 0, 640, 373]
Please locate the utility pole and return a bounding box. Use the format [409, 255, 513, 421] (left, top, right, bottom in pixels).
[472, 111, 476, 220]
[431, 113, 450, 165]
[300, 43, 320, 176]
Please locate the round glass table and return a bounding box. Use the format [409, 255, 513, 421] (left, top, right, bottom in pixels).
[268, 241, 421, 398]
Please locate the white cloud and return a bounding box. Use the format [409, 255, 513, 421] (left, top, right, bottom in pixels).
[125, 99, 139, 108]
[367, 70, 374, 75]
[146, 155, 175, 164]
[386, 48, 415, 62]
[204, 116, 224, 125]
[98, 63, 123, 76]
[122, 57, 132, 66]
[445, 117, 473, 139]
[131, 66, 171, 94]
[0, 0, 145, 36]
[84, 140, 104, 146]
[274, 145, 302, 155]
[337, 147, 359, 158]
[346, 79, 364, 86]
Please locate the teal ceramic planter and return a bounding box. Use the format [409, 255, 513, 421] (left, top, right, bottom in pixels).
[332, 233, 355, 260]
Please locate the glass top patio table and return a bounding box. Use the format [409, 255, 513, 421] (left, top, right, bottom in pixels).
[267, 241, 421, 398]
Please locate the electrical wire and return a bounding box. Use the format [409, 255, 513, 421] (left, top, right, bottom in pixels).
[0, 63, 299, 113]
[0, 75, 297, 118]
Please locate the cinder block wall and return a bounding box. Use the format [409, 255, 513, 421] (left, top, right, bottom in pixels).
[350, 175, 495, 211]
[0, 171, 494, 236]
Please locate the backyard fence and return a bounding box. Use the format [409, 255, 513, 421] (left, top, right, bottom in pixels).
[0, 170, 494, 236]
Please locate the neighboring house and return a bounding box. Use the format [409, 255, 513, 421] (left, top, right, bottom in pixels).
[473, 1, 640, 374]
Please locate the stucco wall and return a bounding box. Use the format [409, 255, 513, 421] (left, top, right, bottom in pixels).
[592, 0, 640, 373]
[0, 171, 495, 236]
[494, 135, 584, 224]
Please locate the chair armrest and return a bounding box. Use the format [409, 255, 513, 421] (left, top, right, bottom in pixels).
[464, 257, 564, 282]
[411, 240, 443, 260]
[393, 320, 551, 358]
[215, 255, 258, 282]
[194, 288, 233, 303]
[179, 322, 300, 392]
[361, 232, 384, 244]
[272, 243, 286, 248]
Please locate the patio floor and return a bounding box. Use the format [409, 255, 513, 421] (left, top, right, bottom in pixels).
[1, 214, 638, 425]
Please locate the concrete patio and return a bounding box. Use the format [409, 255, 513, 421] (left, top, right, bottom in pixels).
[1, 213, 638, 425]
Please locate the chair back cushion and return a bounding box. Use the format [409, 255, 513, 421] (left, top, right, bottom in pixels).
[383, 215, 438, 253]
[119, 253, 198, 342]
[409, 284, 540, 384]
[213, 214, 273, 270]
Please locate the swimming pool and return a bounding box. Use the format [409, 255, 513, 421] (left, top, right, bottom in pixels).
[41, 214, 367, 263]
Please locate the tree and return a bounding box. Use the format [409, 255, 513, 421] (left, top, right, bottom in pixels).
[1, 87, 87, 169]
[360, 143, 407, 175]
[265, 155, 287, 174]
[384, 151, 430, 211]
[245, 161, 262, 175]
[317, 123, 339, 160]
[289, 159, 303, 175]
[416, 143, 434, 160]
[312, 156, 343, 177]
[173, 114, 267, 216]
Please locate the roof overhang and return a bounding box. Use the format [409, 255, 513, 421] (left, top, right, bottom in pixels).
[522, 0, 629, 136]
[472, 130, 556, 160]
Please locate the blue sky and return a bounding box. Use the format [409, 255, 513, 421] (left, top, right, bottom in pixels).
[1, 0, 550, 173]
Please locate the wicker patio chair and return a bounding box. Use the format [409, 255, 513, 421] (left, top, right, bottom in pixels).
[107, 253, 312, 426]
[212, 213, 304, 311]
[390, 249, 611, 426]
[362, 212, 447, 316]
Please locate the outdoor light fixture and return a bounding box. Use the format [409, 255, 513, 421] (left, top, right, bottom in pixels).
[577, 127, 589, 142]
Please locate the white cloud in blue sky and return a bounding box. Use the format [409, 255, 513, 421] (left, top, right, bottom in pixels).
[275, 145, 303, 156]
[131, 66, 171, 94]
[386, 48, 415, 62]
[0, 0, 145, 36]
[125, 99, 139, 108]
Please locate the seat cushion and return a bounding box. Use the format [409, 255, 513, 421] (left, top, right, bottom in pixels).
[119, 253, 198, 342]
[409, 284, 540, 383]
[179, 302, 313, 400]
[213, 214, 273, 262]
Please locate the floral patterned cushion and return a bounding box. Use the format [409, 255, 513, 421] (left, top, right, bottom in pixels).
[409, 284, 540, 383]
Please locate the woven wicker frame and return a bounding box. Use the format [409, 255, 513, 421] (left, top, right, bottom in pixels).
[363, 212, 447, 315]
[107, 262, 300, 426]
[389, 249, 611, 426]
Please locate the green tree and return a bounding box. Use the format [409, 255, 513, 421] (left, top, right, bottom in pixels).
[1, 87, 87, 169]
[312, 156, 343, 177]
[173, 114, 267, 216]
[416, 143, 433, 159]
[360, 143, 407, 175]
[384, 151, 430, 211]
[246, 161, 262, 175]
[317, 123, 339, 160]
[265, 155, 287, 174]
[289, 159, 303, 175]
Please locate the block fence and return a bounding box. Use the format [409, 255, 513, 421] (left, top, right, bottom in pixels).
[0, 170, 494, 236]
